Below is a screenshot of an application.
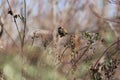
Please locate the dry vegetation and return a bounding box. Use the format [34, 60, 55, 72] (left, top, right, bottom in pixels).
[0, 0, 120, 80]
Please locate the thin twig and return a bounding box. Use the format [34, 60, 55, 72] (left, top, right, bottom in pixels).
[60, 46, 69, 59]
[0, 17, 3, 38]
[6, 0, 12, 10]
[108, 22, 119, 38]
[21, 0, 27, 52]
[89, 0, 120, 23]
[74, 45, 90, 65]
[14, 18, 22, 43]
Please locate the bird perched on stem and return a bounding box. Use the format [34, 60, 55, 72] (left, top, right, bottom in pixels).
[57, 26, 68, 37]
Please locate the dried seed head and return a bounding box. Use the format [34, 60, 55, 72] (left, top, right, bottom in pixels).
[70, 35, 75, 50]
[14, 14, 19, 18]
[8, 10, 13, 16]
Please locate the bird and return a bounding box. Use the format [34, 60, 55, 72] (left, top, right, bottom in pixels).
[57, 26, 68, 37]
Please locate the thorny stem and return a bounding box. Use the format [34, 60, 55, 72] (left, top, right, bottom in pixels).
[78, 45, 88, 51]
[56, 46, 69, 65]
[93, 39, 120, 69]
[83, 39, 120, 80]
[74, 45, 90, 65]
[59, 46, 69, 60]
[65, 45, 90, 78]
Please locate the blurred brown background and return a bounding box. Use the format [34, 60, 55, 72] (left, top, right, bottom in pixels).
[0, 0, 120, 48]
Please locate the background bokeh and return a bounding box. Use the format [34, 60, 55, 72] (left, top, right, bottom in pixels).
[0, 0, 120, 80]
